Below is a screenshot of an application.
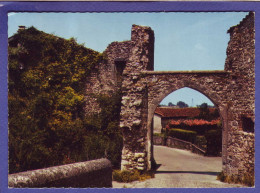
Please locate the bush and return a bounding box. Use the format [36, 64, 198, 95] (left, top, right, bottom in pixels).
[205, 129, 222, 156]
[112, 170, 140, 182]
[195, 135, 207, 150]
[112, 170, 155, 183]
[168, 128, 197, 143]
[217, 171, 254, 187]
[8, 26, 123, 173]
[217, 171, 225, 182]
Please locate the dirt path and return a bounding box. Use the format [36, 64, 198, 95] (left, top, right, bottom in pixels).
[113, 145, 245, 188]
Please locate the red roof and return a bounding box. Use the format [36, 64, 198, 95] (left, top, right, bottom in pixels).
[154, 107, 216, 118]
[168, 119, 220, 127]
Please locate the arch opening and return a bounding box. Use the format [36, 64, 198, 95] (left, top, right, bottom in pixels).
[150, 87, 224, 175]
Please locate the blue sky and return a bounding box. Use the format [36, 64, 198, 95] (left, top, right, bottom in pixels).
[8, 12, 248, 107]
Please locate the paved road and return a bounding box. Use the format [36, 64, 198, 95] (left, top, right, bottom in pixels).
[113, 145, 244, 188]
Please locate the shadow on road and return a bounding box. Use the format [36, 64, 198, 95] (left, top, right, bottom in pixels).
[155, 170, 220, 176]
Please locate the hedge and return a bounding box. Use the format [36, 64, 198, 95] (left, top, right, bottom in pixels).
[205, 129, 222, 156]
[168, 128, 197, 143]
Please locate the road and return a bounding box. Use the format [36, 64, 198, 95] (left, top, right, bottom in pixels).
[113, 145, 244, 188]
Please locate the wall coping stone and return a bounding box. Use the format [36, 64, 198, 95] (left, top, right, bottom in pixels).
[8, 158, 112, 188]
[167, 136, 206, 155]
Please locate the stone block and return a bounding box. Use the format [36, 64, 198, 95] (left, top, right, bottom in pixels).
[136, 87, 144, 91]
[133, 120, 141, 126]
[137, 166, 145, 171]
[134, 153, 145, 158]
[133, 99, 142, 106]
[121, 159, 130, 166]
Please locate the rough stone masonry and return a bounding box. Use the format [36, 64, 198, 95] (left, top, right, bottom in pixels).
[85, 12, 255, 182]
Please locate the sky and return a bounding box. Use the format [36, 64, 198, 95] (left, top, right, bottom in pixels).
[8, 12, 248, 107]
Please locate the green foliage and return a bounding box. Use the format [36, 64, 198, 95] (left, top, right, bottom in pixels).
[195, 135, 207, 150]
[112, 170, 154, 183]
[8, 27, 122, 173]
[168, 128, 197, 143]
[217, 171, 254, 187]
[113, 170, 140, 183]
[177, 101, 189, 108]
[168, 102, 174, 107]
[217, 171, 225, 182]
[197, 105, 220, 121]
[84, 92, 123, 168]
[205, 129, 222, 156]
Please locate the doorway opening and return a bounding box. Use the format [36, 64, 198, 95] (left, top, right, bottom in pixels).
[152, 87, 223, 177]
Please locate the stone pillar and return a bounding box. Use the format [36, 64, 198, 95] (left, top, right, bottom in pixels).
[120, 25, 154, 171]
[223, 12, 255, 182]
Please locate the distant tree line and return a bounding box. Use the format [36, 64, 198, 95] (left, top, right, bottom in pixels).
[160, 101, 215, 109]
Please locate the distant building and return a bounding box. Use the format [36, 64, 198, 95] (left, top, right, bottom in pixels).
[153, 107, 217, 133]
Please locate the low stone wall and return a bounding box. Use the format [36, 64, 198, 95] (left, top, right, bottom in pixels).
[153, 136, 205, 155]
[153, 136, 165, 145]
[8, 158, 112, 188]
[167, 137, 206, 155]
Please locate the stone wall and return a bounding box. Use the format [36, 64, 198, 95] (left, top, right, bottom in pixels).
[8, 158, 112, 188]
[153, 136, 165, 145]
[146, 12, 255, 181]
[82, 12, 255, 184]
[116, 12, 255, 183]
[227, 131, 254, 179]
[83, 24, 155, 171]
[145, 70, 230, 170]
[166, 137, 206, 156]
[153, 136, 206, 155]
[224, 12, 255, 181]
[153, 114, 162, 133]
[119, 25, 154, 171]
[84, 40, 133, 116]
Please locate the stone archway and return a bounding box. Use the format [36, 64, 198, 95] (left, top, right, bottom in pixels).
[117, 12, 254, 182]
[84, 12, 254, 182]
[146, 84, 228, 171]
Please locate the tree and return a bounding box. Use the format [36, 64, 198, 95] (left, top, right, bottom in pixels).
[177, 101, 189, 108]
[199, 102, 208, 108]
[197, 102, 220, 121]
[168, 102, 175, 106]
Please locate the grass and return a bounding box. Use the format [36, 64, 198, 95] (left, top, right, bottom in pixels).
[217, 171, 254, 187]
[112, 169, 155, 183]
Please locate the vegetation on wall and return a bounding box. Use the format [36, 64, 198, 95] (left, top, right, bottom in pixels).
[8, 27, 122, 174]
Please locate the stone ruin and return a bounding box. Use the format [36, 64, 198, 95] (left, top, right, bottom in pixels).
[85, 12, 255, 181]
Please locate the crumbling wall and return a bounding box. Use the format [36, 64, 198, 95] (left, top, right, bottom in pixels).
[224, 12, 255, 180]
[120, 25, 154, 170]
[84, 40, 133, 116]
